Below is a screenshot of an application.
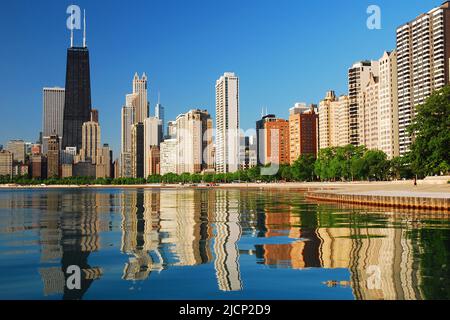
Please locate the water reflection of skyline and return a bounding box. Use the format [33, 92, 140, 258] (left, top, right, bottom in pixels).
[0, 188, 448, 300]
[37, 192, 108, 299]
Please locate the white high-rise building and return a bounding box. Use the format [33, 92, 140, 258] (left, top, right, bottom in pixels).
[120, 104, 134, 178]
[319, 91, 340, 149]
[175, 109, 213, 174]
[358, 73, 380, 150]
[42, 87, 65, 154]
[348, 61, 379, 146]
[215, 72, 240, 173]
[166, 121, 177, 139]
[378, 51, 399, 159]
[347, 51, 399, 158]
[121, 105, 134, 154]
[396, 2, 450, 155]
[160, 139, 178, 175]
[143, 116, 162, 178]
[338, 95, 350, 147]
[318, 93, 351, 149]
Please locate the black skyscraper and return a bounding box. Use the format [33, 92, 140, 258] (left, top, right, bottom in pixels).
[62, 46, 92, 150]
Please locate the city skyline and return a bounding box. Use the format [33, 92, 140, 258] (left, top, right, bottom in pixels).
[0, 0, 445, 156]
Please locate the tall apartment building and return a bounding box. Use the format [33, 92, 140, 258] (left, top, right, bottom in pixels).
[160, 139, 178, 175]
[30, 154, 47, 179]
[176, 109, 213, 174]
[42, 87, 65, 153]
[351, 51, 399, 158]
[120, 153, 132, 178]
[215, 72, 240, 173]
[240, 135, 257, 170]
[378, 51, 399, 158]
[358, 73, 380, 150]
[397, 1, 450, 155]
[79, 112, 101, 163]
[47, 134, 60, 178]
[131, 123, 144, 178]
[143, 116, 162, 178]
[256, 114, 276, 166]
[319, 91, 340, 149]
[262, 118, 290, 165]
[96, 144, 111, 179]
[0, 150, 13, 177]
[147, 146, 160, 176]
[338, 95, 350, 146]
[166, 121, 177, 139]
[6, 140, 26, 164]
[289, 105, 318, 163]
[348, 61, 379, 146]
[120, 104, 134, 177]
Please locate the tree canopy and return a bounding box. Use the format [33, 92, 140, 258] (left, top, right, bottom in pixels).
[408, 85, 450, 177]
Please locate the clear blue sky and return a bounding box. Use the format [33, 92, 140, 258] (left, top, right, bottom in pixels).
[0, 0, 443, 156]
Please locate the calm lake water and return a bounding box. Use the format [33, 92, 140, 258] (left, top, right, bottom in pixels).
[0, 188, 448, 300]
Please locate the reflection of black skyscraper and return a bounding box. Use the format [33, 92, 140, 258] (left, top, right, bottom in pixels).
[62, 12, 92, 150]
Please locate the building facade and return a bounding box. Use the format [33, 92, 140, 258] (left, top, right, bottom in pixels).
[62, 45, 92, 150]
[378, 51, 399, 159]
[348, 61, 379, 146]
[79, 114, 101, 164]
[31, 154, 47, 179]
[289, 105, 318, 163]
[160, 139, 178, 175]
[155, 99, 165, 140]
[143, 117, 162, 178]
[176, 109, 213, 174]
[215, 72, 240, 173]
[256, 114, 276, 166]
[120, 105, 134, 177]
[0, 150, 13, 177]
[132, 73, 149, 124]
[263, 118, 290, 165]
[358, 73, 380, 150]
[338, 95, 350, 146]
[319, 91, 340, 149]
[47, 135, 60, 178]
[396, 2, 450, 155]
[42, 87, 65, 153]
[131, 123, 144, 178]
[6, 140, 26, 164]
[96, 144, 111, 179]
[147, 146, 160, 176]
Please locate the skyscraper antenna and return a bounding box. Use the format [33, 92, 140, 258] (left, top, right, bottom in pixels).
[70, 26, 74, 48]
[158, 91, 160, 105]
[83, 10, 86, 48]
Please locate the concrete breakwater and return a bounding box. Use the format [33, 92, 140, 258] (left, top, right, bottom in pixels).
[305, 191, 450, 211]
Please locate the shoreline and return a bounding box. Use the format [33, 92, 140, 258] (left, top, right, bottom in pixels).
[1, 181, 448, 211]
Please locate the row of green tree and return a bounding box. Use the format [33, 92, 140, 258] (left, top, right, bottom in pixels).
[0, 148, 410, 185]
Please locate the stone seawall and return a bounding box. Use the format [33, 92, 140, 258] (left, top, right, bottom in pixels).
[305, 191, 449, 211]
